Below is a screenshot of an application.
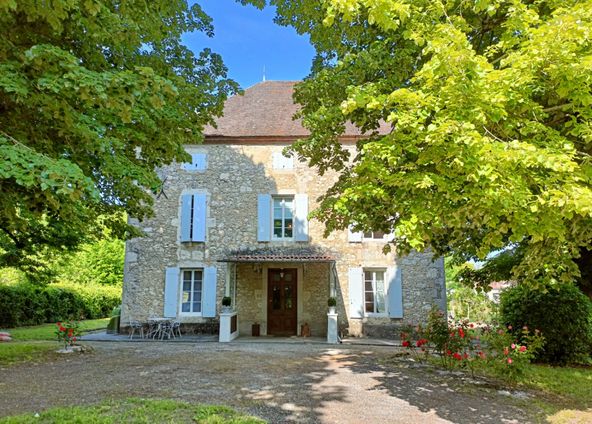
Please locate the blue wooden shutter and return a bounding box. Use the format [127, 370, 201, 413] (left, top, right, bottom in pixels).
[180, 194, 192, 242]
[257, 194, 271, 242]
[294, 194, 309, 242]
[192, 193, 207, 242]
[387, 265, 403, 318]
[348, 267, 364, 318]
[348, 226, 363, 242]
[164, 267, 179, 317]
[202, 266, 217, 317]
[193, 153, 207, 171]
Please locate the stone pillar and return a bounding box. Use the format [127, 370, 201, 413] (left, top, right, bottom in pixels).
[327, 312, 338, 344]
[219, 311, 239, 342]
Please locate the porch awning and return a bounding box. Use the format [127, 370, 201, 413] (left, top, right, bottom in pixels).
[218, 247, 336, 263]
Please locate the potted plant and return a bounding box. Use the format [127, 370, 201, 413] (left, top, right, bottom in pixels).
[221, 296, 232, 313]
[328, 297, 337, 314]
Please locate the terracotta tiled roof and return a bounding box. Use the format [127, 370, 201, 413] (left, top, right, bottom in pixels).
[204, 81, 391, 138]
[219, 247, 336, 263]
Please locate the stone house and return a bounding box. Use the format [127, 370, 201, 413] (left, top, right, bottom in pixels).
[121, 81, 446, 340]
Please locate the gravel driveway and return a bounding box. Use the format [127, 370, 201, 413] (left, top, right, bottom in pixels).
[0, 341, 544, 423]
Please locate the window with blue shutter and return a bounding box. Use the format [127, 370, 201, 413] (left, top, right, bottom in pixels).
[164, 267, 180, 317]
[387, 266, 403, 318]
[348, 267, 364, 318]
[180, 193, 207, 242]
[257, 194, 272, 242]
[202, 266, 217, 318]
[182, 153, 207, 171]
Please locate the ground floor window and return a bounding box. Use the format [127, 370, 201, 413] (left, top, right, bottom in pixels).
[181, 269, 203, 313]
[364, 269, 386, 314]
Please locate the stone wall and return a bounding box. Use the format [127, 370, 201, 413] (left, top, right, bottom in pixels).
[121, 142, 446, 337]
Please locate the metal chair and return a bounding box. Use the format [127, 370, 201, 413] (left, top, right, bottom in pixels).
[171, 321, 182, 339]
[129, 320, 144, 340]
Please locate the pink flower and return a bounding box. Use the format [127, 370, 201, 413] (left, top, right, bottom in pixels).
[507, 358, 513, 364]
[511, 343, 516, 349]
[519, 346, 527, 352]
[508, 325, 513, 330]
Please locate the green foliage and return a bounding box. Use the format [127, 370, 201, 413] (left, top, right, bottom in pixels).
[0, 1, 238, 275]
[0, 341, 56, 366]
[255, 0, 592, 291]
[3, 318, 109, 341]
[499, 283, 592, 364]
[56, 238, 124, 286]
[448, 284, 495, 322]
[481, 325, 545, 382]
[0, 398, 265, 424]
[0, 283, 120, 327]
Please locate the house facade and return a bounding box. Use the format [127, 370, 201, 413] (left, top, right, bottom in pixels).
[121, 81, 446, 339]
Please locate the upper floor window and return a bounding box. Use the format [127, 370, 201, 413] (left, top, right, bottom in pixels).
[181, 269, 203, 314]
[272, 152, 293, 170]
[273, 196, 294, 240]
[363, 231, 386, 240]
[180, 193, 207, 242]
[182, 153, 207, 171]
[364, 269, 386, 314]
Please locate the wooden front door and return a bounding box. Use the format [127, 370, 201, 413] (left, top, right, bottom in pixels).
[267, 268, 297, 336]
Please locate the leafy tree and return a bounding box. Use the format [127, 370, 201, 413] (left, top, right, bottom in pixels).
[55, 238, 124, 286]
[0, 1, 238, 275]
[248, 0, 592, 295]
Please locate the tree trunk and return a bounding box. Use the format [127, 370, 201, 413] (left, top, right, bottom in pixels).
[576, 247, 592, 299]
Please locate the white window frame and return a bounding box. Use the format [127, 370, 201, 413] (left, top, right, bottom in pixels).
[179, 268, 204, 316]
[363, 268, 387, 316]
[363, 231, 387, 241]
[271, 195, 295, 241]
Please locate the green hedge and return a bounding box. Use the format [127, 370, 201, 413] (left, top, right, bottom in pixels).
[499, 282, 592, 364]
[0, 283, 121, 327]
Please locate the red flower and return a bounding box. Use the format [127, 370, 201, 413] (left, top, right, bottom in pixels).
[57, 322, 61, 326]
[503, 347, 509, 356]
[519, 346, 527, 352]
[68, 329, 73, 336]
[453, 352, 462, 360]
[72, 337, 76, 342]
[59, 325, 65, 332]
[469, 323, 474, 328]
[463, 353, 469, 359]
[402, 340, 410, 347]
[458, 328, 465, 338]
[446, 350, 452, 356]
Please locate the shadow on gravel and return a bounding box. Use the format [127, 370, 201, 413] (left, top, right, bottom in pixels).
[326, 350, 534, 424]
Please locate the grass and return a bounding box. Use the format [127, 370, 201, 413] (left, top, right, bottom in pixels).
[1, 318, 109, 341]
[0, 398, 265, 423]
[522, 363, 592, 407]
[0, 318, 109, 366]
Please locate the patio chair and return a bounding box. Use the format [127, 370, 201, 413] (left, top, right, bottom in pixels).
[129, 320, 144, 340]
[159, 320, 174, 340]
[171, 321, 182, 339]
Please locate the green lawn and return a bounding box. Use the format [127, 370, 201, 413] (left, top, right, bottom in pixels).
[0, 318, 109, 366]
[523, 364, 592, 407]
[0, 398, 265, 423]
[1, 318, 109, 341]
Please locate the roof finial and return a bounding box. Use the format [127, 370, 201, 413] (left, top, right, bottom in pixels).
[262, 65, 266, 82]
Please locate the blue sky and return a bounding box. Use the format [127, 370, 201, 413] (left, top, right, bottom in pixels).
[184, 1, 316, 89]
